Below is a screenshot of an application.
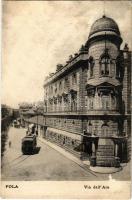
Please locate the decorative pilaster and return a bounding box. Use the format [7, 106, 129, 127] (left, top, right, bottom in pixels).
[115, 143, 119, 157]
[115, 143, 120, 167]
[90, 141, 97, 166]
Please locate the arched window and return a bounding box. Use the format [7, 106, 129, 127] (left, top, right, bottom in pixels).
[100, 49, 111, 76]
[102, 124, 109, 136]
[88, 121, 92, 134]
[89, 56, 95, 78]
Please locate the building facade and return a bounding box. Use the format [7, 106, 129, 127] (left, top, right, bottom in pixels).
[43, 15, 131, 171]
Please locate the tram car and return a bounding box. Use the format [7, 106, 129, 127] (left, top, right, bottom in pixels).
[21, 134, 37, 155]
[13, 120, 20, 128]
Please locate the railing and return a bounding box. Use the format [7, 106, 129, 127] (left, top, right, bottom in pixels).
[43, 109, 121, 115]
[44, 110, 82, 115]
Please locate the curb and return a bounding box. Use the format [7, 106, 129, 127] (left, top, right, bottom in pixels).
[38, 137, 98, 177]
[38, 137, 85, 166]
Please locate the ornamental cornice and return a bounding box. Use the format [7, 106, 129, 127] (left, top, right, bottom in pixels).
[44, 53, 88, 87]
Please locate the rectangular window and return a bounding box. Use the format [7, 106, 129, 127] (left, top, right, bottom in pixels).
[71, 93, 77, 112]
[89, 125, 92, 133]
[55, 83, 57, 93]
[85, 96, 87, 107]
[64, 77, 68, 88]
[59, 81, 62, 91]
[89, 97, 94, 110]
[90, 66, 94, 77]
[102, 95, 109, 110]
[72, 73, 77, 84]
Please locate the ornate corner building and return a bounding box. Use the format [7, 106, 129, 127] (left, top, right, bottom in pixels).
[43, 16, 131, 172]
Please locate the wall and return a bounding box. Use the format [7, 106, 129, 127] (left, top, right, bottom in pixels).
[45, 116, 82, 134]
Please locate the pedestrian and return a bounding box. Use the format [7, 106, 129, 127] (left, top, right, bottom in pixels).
[36, 130, 38, 136]
[9, 141, 11, 148]
[31, 124, 36, 134]
[26, 130, 28, 135]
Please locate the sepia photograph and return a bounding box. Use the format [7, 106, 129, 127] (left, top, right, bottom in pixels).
[1, 0, 131, 199]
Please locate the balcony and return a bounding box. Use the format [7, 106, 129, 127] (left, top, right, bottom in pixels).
[83, 109, 121, 116]
[44, 109, 83, 116]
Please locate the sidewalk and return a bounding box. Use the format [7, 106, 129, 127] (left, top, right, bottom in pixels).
[38, 137, 131, 180]
[38, 137, 98, 176]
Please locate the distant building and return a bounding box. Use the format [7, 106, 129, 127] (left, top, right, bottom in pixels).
[42, 16, 131, 172]
[12, 109, 20, 119]
[1, 104, 13, 132]
[19, 103, 35, 126]
[20, 101, 44, 128]
[1, 104, 13, 119]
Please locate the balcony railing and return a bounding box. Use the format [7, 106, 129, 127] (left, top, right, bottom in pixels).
[43, 108, 121, 116]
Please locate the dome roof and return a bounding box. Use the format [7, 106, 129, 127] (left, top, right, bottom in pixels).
[89, 15, 120, 37]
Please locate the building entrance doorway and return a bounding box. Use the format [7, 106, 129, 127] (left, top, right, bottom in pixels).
[84, 141, 92, 156]
[83, 136, 92, 159]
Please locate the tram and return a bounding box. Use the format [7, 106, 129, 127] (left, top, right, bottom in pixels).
[21, 134, 37, 155]
[13, 119, 20, 128]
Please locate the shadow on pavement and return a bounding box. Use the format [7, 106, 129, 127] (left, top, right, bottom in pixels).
[33, 146, 41, 154]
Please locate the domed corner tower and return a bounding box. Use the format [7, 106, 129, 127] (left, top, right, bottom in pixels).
[85, 15, 127, 173]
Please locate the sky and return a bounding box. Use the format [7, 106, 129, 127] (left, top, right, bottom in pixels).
[2, 1, 132, 108]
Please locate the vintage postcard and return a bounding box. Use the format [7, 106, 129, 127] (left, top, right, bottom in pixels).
[1, 0, 131, 199]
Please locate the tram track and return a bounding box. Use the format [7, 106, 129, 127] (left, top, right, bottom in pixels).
[3, 154, 32, 167]
[14, 155, 31, 166]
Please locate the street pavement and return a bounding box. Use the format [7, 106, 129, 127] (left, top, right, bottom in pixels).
[1, 127, 99, 181]
[1, 127, 130, 181]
